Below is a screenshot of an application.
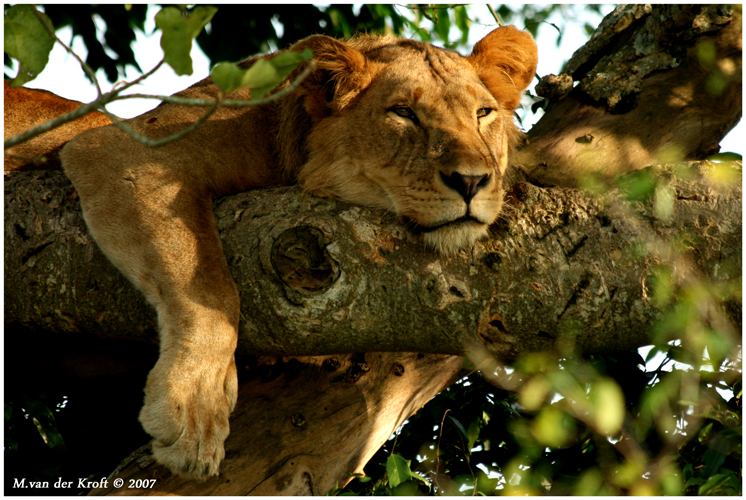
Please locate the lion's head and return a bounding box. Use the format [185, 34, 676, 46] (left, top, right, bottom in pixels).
[292, 27, 538, 254]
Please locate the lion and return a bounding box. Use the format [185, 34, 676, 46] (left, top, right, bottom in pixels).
[56, 27, 537, 478]
[4, 80, 113, 173]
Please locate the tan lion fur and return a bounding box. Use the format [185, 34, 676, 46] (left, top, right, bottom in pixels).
[4, 81, 112, 173]
[58, 27, 537, 479]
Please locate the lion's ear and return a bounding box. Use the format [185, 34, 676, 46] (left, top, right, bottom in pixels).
[289, 35, 372, 120]
[468, 26, 538, 113]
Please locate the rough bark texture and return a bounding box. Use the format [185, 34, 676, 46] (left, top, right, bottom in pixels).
[516, 4, 742, 186]
[6, 163, 741, 360]
[3, 4, 743, 496]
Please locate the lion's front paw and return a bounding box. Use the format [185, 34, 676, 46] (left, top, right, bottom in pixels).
[139, 356, 238, 479]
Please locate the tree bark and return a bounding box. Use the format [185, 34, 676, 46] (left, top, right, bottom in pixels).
[4, 164, 742, 360]
[515, 4, 742, 187]
[3, 4, 742, 496]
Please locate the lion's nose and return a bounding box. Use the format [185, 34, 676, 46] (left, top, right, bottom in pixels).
[439, 171, 490, 203]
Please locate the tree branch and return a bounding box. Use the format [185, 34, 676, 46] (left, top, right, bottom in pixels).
[5, 162, 740, 360]
[517, 5, 742, 186]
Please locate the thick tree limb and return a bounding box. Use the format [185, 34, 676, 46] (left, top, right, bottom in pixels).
[5, 162, 741, 360]
[517, 5, 742, 186]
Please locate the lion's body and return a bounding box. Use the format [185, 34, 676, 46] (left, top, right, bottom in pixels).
[4, 81, 112, 172]
[56, 28, 537, 478]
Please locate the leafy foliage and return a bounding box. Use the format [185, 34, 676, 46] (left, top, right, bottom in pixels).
[155, 6, 217, 76]
[211, 48, 312, 97]
[3, 5, 55, 86]
[334, 348, 740, 495]
[5, 4, 480, 85]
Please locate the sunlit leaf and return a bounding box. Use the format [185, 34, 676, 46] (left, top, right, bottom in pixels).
[654, 143, 685, 164]
[466, 418, 481, 450]
[4, 5, 55, 86]
[211, 48, 312, 97]
[696, 39, 717, 66]
[612, 460, 646, 489]
[659, 463, 684, 495]
[156, 6, 217, 76]
[617, 168, 658, 202]
[386, 454, 411, 488]
[704, 161, 741, 186]
[590, 378, 625, 436]
[574, 467, 605, 495]
[519, 375, 550, 411]
[650, 266, 675, 309]
[530, 406, 575, 448]
[654, 184, 675, 221]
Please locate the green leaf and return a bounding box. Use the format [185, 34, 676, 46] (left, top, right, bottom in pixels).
[209, 62, 247, 94]
[392, 480, 419, 496]
[24, 399, 65, 452]
[211, 48, 312, 97]
[386, 454, 412, 489]
[707, 151, 742, 162]
[410, 471, 431, 492]
[617, 168, 658, 202]
[530, 406, 575, 448]
[447, 414, 469, 442]
[590, 378, 626, 436]
[685, 477, 705, 488]
[433, 6, 451, 44]
[4, 5, 56, 86]
[698, 472, 733, 495]
[155, 6, 217, 76]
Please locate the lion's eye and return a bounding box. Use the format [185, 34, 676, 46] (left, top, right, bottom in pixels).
[389, 106, 418, 122]
[477, 107, 493, 119]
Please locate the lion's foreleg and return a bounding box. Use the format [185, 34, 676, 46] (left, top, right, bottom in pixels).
[64, 151, 240, 478]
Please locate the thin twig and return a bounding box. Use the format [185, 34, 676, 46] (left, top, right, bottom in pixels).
[6, 152, 49, 165]
[112, 59, 166, 97]
[4, 58, 315, 150]
[4, 96, 119, 150]
[116, 60, 317, 108]
[487, 5, 504, 27]
[433, 408, 451, 494]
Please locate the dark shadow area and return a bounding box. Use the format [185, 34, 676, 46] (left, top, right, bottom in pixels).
[4, 328, 157, 496]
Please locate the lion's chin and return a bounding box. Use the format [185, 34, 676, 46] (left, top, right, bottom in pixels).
[421, 220, 490, 255]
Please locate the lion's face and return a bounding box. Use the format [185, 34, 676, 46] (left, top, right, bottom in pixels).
[296, 28, 538, 254]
